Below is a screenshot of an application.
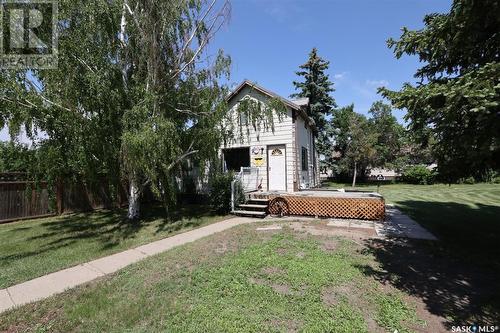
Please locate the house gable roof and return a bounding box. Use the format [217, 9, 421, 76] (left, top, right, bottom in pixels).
[226, 80, 316, 132]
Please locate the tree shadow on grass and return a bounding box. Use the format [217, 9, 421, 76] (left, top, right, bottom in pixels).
[0, 204, 220, 264]
[357, 201, 500, 327]
[393, 200, 500, 267]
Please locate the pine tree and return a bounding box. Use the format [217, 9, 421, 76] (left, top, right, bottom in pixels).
[291, 48, 336, 172]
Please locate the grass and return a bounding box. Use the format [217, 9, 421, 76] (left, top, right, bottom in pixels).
[326, 182, 500, 268]
[0, 204, 229, 289]
[0, 224, 425, 332]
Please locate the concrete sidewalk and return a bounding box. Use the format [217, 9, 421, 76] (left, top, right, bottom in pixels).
[375, 206, 438, 240]
[0, 217, 255, 314]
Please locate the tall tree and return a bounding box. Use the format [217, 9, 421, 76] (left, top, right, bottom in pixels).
[380, 0, 500, 181]
[117, 0, 231, 218]
[0, 0, 231, 220]
[368, 101, 405, 169]
[291, 48, 336, 172]
[329, 104, 355, 175]
[342, 112, 377, 187]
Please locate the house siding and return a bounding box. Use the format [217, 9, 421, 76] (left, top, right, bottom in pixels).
[221, 83, 320, 192]
[296, 116, 317, 188]
[223, 85, 295, 192]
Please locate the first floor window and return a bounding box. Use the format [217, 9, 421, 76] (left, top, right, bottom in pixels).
[301, 147, 308, 171]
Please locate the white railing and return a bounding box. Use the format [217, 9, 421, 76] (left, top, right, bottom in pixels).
[231, 167, 260, 212]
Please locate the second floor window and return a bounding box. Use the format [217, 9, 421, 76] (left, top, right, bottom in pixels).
[239, 112, 248, 126]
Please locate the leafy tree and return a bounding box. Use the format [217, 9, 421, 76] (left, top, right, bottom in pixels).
[291, 48, 336, 172]
[330, 106, 377, 186]
[329, 104, 355, 175]
[0, 141, 32, 172]
[380, 0, 500, 181]
[368, 101, 405, 169]
[342, 112, 378, 187]
[0, 0, 231, 219]
[398, 127, 436, 167]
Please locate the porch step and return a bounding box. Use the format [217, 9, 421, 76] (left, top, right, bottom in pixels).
[238, 204, 268, 209]
[232, 210, 267, 218]
[248, 198, 269, 203]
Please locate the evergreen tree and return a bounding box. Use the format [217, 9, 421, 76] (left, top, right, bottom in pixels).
[380, 0, 500, 181]
[291, 48, 336, 172]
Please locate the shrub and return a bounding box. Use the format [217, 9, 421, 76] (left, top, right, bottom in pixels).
[460, 176, 476, 184]
[484, 169, 500, 183]
[401, 165, 435, 185]
[209, 172, 244, 214]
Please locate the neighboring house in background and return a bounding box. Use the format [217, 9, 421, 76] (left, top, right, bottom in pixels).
[220, 80, 320, 192]
[367, 167, 401, 181]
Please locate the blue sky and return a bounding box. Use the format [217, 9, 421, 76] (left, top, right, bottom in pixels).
[1, 0, 451, 142]
[208, 0, 452, 123]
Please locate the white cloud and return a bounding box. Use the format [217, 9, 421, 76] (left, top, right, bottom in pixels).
[334, 72, 346, 80]
[365, 79, 389, 87]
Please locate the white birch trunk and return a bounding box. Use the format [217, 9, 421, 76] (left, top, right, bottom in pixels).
[127, 177, 140, 220]
[352, 161, 357, 188]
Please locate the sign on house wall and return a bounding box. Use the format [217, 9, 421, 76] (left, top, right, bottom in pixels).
[251, 145, 266, 167]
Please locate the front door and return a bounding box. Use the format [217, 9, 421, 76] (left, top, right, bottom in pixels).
[268, 145, 286, 191]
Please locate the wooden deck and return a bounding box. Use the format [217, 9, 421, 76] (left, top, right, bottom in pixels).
[252, 190, 385, 220]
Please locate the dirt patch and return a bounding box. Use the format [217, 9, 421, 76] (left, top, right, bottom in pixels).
[248, 277, 305, 296]
[215, 241, 228, 254]
[271, 283, 292, 295]
[406, 295, 448, 333]
[261, 266, 285, 275]
[320, 239, 338, 252]
[268, 318, 302, 332]
[321, 282, 385, 333]
[275, 247, 287, 255]
[321, 284, 357, 307]
[5, 307, 62, 333]
[284, 220, 376, 240]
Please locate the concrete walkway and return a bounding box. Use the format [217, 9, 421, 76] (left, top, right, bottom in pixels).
[375, 206, 438, 240]
[0, 217, 255, 314]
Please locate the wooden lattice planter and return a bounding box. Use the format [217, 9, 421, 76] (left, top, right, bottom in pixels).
[255, 191, 385, 221]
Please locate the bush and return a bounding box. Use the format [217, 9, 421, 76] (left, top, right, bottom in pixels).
[483, 169, 500, 183]
[460, 176, 476, 184]
[401, 165, 435, 185]
[209, 172, 244, 214]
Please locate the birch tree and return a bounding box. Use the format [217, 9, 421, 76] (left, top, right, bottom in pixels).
[0, 0, 231, 220]
[117, 0, 231, 219]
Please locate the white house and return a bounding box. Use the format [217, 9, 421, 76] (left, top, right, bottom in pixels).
[220, 80, 320, 192]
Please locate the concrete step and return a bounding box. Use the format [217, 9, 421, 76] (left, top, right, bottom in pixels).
[238, 204, 268, 209]
[232, 210, 267, 217]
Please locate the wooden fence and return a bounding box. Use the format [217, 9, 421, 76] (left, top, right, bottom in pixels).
[0, 173, 128, 224]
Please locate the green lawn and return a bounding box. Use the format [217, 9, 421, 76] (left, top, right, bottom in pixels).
[0, 205, 229, 289]
[0, 224, 429, 332]
[2, 184, 499, 331]
[326, 183, 500, 269]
